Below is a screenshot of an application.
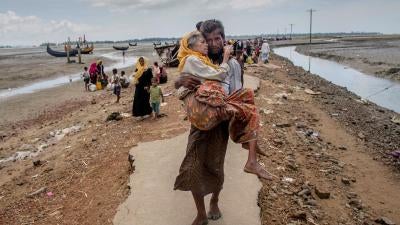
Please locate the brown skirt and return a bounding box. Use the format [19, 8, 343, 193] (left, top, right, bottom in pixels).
[174, 122, 229, 196]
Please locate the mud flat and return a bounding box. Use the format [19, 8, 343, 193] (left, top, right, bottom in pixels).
[296, 36, 400, 81]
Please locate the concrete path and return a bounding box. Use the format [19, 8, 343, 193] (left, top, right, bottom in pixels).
[113, 133, 261, 225]
[113, 75, 262, 225]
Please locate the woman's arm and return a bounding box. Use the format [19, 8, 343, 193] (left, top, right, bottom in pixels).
[182, 56, 230, 82]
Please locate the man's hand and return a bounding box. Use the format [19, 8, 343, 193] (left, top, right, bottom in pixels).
[174, 73, 201, 90]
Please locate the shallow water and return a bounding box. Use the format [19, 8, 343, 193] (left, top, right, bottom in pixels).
[0, 52, 137, 99]
[274, 46, 400, 113]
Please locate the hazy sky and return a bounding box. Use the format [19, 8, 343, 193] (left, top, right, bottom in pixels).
[1, 0, 399, 45]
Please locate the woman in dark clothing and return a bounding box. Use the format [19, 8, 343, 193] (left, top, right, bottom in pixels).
[132, 57, 153, 118]
[96, 60, 108, 88]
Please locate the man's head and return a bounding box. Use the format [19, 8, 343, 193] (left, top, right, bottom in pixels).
[200, 19, 225, 57]
[195, 21, 203, 31]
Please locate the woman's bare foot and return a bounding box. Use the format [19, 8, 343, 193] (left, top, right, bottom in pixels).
[242, 143, 267, 156]
[208, 200, 222, 220]
[244, 161, 274, 180]
[191, 215, 208, 225]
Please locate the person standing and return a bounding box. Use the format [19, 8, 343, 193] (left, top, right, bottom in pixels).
[174, 19, 248, 225]
[149, 77, 164, 119]
[132, 57, 153, 119]
[260, 41, 271, 63]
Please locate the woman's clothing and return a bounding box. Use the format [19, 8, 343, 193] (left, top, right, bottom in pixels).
[89, 62, 98, 84]
[132, 68, 153, 117]
[183, 81, 259, 143]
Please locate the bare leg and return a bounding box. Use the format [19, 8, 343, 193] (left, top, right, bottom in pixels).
[208, 190, 222, 220]
[242, 142, 267, 156]
[191, 192, 208, 225]
[244, 140, 273, 180]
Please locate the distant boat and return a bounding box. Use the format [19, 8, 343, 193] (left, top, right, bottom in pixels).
[129, 42, 137, 46]
[113, 45, 129, 51]
[46, 44, 77, 57]
[154, 43, 180, 67]
[80, 44, 94, 54]
[153, 42, 162, 47]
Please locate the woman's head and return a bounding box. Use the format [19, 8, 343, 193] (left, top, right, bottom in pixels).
[187, 31, 208, 55]
[154, 62, 159, 67]
[138, 57, 145, 66]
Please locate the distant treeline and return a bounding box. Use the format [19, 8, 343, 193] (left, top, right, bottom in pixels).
[36, 32, 382, 46]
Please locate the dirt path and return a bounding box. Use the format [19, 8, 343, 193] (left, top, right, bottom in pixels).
[113, 133, 261, 225]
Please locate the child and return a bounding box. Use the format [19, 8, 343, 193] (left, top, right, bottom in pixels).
[149, 77, 164, 119]
[111, 68, 121, 103]
[120, 71, 129, 88]
[177, 30, 274, 180]
[82, 66, 90, 91]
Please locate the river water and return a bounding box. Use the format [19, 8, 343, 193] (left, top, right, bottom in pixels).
[274, 46, 400, 113]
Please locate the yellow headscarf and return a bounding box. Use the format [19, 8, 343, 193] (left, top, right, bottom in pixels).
[132, 57, 148, 85]
[178, 31, 219, 72]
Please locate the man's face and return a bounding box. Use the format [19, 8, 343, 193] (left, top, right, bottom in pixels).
[204, 29, 224, 55]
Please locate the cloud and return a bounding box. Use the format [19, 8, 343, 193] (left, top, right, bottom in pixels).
[0, 11, 97, 45]
[86, 0, 186, 11]
[86, 0, 285, 11]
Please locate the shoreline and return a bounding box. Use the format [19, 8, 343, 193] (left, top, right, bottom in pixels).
[295, 39, 400, 82]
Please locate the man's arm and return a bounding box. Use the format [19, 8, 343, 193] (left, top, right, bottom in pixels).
[174, 73, 201, 90]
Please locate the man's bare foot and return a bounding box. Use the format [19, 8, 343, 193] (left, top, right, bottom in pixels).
[241, 143, 267, 156]
[244, 161, 274, 180]
[208, 201, 222, 220]
[191, 215, 208, 225]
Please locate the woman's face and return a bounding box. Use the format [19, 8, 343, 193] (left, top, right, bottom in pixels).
[139, 58, 145, 66]
[192, 36, 208, 55]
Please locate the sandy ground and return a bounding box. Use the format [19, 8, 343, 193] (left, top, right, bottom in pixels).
[295, 36, 400, 81]
[0, 50, 399, 225]
[0, 44, 157, 90]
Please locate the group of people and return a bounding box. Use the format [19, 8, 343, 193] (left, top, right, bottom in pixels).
[81, 61, 130, 93]
[130, 58, 168, 120]
[230, 37, 271, 65]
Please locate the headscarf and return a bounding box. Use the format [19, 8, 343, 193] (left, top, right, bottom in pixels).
[177, 31, 219, 72]
[132, 57, 148, 85]
[89, 62, 98, 74]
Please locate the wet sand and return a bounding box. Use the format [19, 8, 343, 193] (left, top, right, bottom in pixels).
[296, 36, 400, 81]
[0, 44, 157, 90]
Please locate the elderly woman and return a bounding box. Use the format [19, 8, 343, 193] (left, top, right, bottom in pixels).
[132, 57, 153, 119]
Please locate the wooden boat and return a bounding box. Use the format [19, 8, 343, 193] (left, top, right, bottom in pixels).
[129, 42, 137, 46]
[154, 43, 180, 67]
[46, 44, 77, 57]
[113, 45, 129, 51]
[81, 44, 94, 54]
